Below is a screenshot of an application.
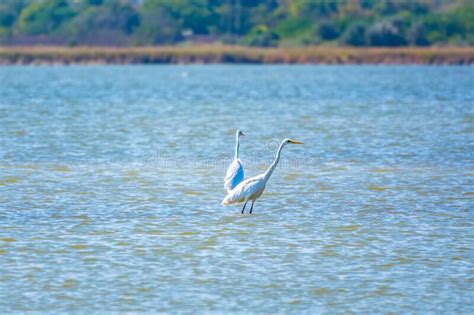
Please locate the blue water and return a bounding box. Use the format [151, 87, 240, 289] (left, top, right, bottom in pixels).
[0, 65, 473, 313]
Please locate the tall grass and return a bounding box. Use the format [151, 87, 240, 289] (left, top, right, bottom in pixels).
[0, 45, 473, 64]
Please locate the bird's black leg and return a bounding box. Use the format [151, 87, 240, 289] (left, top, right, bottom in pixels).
[249, 200, 255, 214]
[241, 201, 248, 214]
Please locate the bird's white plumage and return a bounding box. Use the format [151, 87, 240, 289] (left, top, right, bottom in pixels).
[222, 174, 265, 205]
[224, 158, 244, 192]
[224, 130, 245, 192]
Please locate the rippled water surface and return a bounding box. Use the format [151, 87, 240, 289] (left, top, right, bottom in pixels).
[1, 65, 473, 313]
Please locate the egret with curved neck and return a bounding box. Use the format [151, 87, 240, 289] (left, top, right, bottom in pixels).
[222, 138, 303, 214]
[224, 130, 245, 193]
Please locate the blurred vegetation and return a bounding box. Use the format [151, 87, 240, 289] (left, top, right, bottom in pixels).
[0, 0, 473, 46]
[2, 45, 473, 64]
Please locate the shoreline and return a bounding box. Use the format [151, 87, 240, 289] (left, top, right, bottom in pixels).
[0, 45, 473, 65]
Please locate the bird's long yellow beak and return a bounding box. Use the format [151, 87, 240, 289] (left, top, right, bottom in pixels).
[288, 139, 303, 144]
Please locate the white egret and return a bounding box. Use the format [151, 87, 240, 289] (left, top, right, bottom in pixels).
[224, 130, 245, 193]
[222, 138, 303, 214]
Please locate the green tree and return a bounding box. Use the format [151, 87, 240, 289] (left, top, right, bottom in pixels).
[135, 0, 182, 44]
[65, 1, 139, 45]
[18, 0, 74, 35]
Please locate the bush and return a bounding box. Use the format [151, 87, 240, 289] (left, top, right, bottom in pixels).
[367, 21, 407, 46]
[340, 23, 367, 46]
[408, 22, 430, 46]
[63, 2, 140, 45]
[244, 25, 279, 47]
[318, 21, 340, 40]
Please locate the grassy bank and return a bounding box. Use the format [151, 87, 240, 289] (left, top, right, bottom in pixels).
[0, 46, 473, 65]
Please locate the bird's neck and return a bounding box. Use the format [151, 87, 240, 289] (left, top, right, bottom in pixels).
[264, 141, 285, 181]
[234, 134, 240, 159]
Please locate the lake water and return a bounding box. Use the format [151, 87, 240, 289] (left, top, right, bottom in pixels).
[0, 65, 473, 313]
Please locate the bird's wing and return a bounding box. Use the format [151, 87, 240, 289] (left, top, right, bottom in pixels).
[224, 158, 244, 192]
[222, 175, 263, 206]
